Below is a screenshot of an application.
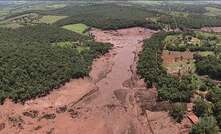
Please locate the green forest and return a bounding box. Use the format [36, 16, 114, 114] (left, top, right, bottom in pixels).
[0, 24, 111, 103]
[4, 4, 221, 30]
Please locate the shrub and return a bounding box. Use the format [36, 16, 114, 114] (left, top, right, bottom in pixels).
[190, 116, 219, 134]
[169, 103, 186, 123]
[193, 98, 213, 117]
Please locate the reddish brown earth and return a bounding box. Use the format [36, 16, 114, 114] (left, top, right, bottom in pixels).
[201, 27, 221, 33]
[162, 50, 194, 75]
[0, 27, 192, 134]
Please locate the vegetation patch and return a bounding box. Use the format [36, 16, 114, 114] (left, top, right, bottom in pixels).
[62, 23, 89, 34]
[163, 32, 221, 52]
[194, 54, 221, 81]
[46, 4, 66, 9]
[169, 103, 186, 123]
[0, 22, 22, 29]
[138, 32, 221, 131]
[39, 15, 67, 24]
[0, 11, 8, 17]
[190, 116, 219, 134]
[204, 7, 221, 17]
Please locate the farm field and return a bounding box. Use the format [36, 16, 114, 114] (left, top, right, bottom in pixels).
[1, 1, 221, 134]
[204, 7, 221, 16]
[62, 23, 89, 34]
[39, 15, 67, 24]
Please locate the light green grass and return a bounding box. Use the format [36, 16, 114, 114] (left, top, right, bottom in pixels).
[204, 7, 221, 16]
[169, 11, 189, 17]
[197, 51, 214, 57]
[46, 4, 66, 9]
[39, 15, 67, 24]
[0, 11, 8, 17]
[62, 23, 89, 34]
[0, 23, 22, 29]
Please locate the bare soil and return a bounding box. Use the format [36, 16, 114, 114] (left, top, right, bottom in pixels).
[0, 27, 192, 134]
[162, 50, 194, 76]
[201, 27, 221, 33]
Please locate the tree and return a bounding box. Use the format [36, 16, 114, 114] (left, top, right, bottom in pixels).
[169, 103, 186, 123]
[193, 98, 213, 117]
[190, 116, 219, 134]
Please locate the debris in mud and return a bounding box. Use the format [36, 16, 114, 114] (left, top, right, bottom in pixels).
[46, 128, 55, 134]
[134, 88, 157, 112]
[114, 89, 128, 105]
[34, 125, 42, 131]
[8, 116, 24, 129]
[23, 110, 39, 118]
[125, 123, 136, 134]
[0, 123, 5, 131]
[68, 109, 80, 118]
[104, 104, 127, 113]
[151, 101, 172, 111]
[39, 113, 56, 120]
[104, 104, 117, 111]
[56, 105, 67, 113]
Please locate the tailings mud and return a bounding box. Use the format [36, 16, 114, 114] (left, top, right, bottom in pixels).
[0, 27, 191, 134]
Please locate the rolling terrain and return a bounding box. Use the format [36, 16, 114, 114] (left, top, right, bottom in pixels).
[0, 1, 221, 134]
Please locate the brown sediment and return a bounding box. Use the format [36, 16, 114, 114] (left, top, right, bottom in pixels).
[0, 27, 192, 134]
[201, 27, 221, 33]
[162, 50, 194, 76]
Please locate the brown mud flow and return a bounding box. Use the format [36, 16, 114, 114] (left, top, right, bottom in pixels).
[201, 27, 221, 33]
[0, 27, 191, 134]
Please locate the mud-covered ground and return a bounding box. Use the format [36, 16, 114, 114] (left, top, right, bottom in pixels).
[201, 27, 221, 33]
[0, 27, 192, 134]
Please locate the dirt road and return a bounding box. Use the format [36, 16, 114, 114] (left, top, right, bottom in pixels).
[0, 27, 191, 134]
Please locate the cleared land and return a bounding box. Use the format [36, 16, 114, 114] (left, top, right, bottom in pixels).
[39, 15, 67, 24]
[62, 23, 89, 34]
[162, 50, 194, 76]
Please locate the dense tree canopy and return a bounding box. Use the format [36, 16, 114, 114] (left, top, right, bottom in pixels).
[0, 24, 111, 103]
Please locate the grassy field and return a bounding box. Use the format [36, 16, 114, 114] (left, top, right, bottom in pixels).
[0, 23, 22, 29]
[197, 51, 214, 57]
[62, 23, 89, 34]
[0, 11, 8, 16]
[39, 15, 67, 24]
[46, 4, 66, 9]
[204, 7, 221, 16]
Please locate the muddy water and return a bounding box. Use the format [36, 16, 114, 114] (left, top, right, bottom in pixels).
[66, 27, 157, 134]
[89, 28, 155, 106]
[0, 27, 191, 134]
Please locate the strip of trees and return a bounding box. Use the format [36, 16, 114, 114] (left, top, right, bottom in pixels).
[137, 32, 195, 102]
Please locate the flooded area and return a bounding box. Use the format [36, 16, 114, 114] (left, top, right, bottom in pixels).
[0, 27, 192, 134]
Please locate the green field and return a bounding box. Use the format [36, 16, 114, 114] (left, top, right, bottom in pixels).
[46, 4, 66, 9]
[39, 15, 67, 24]
[204, 7, 221, 16]
[197, 51, 214, 57]
[62, 23, 89, 34]
[0, 22, 22, 29]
